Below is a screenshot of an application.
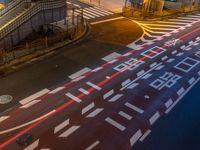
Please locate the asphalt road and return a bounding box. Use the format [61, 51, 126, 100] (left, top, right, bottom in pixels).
[0, 13, 200, 150]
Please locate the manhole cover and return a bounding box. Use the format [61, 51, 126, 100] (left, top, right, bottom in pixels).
[0, 95, 13, 104]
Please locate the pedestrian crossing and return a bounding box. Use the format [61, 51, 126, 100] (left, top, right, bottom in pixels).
[127, 14, 200, 49]
[66, 1, 115, 20]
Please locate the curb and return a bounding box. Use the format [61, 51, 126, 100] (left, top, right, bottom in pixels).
[0, 21, 91, 76]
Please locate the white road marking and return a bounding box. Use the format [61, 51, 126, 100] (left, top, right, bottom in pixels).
[103, 89, 114, 99]
[139, 130, 151, 142]
[20, 100, 40, 109]
[166, 58, 175, 63]
[24, 139, 39, 150]
[130, 129, 142, 146]
[69, 67, 91, 79]
[127, 83, 139, 89]
[92, 67, 103, 72]
[125, 102, 144, 114]
[177, 87, 185, 96]
[0, 110, 56, 134]
[105, 117, 126, 131]
[121, 79, 131, 87]
[0, 116, 10, 123]
[165, 77, 200, 114]
[85, 141, 100, 150]
[102, 52, 121, 62]
[161, 56, 168, 61]
[86, 82, 102, 91]
[121, 63, 162, 90]
[79, 88, 90, 95]
[19, 89, 49, 105]
[66, 93, 82, 103]
[188, 77, 195, 85]
[118, 111, 132, 120]
[54, 119, 70, 134]
[142, 73, 152, 79]
[86, 108, 104, 117]
[165, 99, 173, 108]
[72, 76, 86, 82]
[82, 102, 95, 115]
[108, 94, 123, 102]
[149, 112, 160, 125]
[49, 87, 65, 94]
[137, 70, 145, 77]
[59, 126, 80, 138]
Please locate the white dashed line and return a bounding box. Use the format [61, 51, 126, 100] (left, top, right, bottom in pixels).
[86, 108, 104, 118]
[105, 117, 126, 131]
[125, 102, 144, 114]
[0, 116, 10, 123]
[24, 139, 40, 150]
[59, 126, 80, 138]
[19, 89, 49, 105]
[149, 112, 160, 125]
[108, 94, 123, 102]
[66, 93, 82, 103]
[86, 82, 102, 91]
[85, 141, 100, 150]
[82, 102, 95, 115]
[130, 129, 142, 146]
[20, 100, 40, 109]
[54, 119, 70, 134]
[118, 111, 132, 120]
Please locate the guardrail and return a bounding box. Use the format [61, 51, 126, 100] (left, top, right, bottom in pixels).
[0, 0, 66, 40]
[0, 0, 24, 17]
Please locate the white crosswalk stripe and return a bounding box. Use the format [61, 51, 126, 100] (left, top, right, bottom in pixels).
[74, 7, 114, 20]
[127, 14, 200, 49]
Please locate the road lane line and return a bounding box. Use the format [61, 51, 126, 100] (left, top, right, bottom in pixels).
[118, 111, 132, 120]
[86, 82, 102, 91]
[58, 126, 80, 138]
[49, 87, 65, 94]
[105, 117, 126, 131]
[86, 108, 104, 118]
[121, 79, 131, 87]
[177, 87, 185, 96]
[79, 88, 90, 95]
[69, 67, 91, 79]
[82, 102, 95, 115]
[0, 116, 10, 123]
[103, 89, 114, 99]
[188, 77, 195, 85]
[24, 139, 39, 150]
[130, 129, 142, 146]
[54, 119, 70, 134]
[66, 93, 82, 103]
[165, 99, 173, 108]
[125, 102, 144, 114]
[91, 67, 103, 72]
[149, 112, 160, 125]
[19, 89, 49, 105]
[108, 94, 123, 102]
[102, 52, 121, 62]
[85, 141, 100, 150]
[139, 130, 151, 142]
[20, 100, 40, 109]
[0, 110, 56, 135]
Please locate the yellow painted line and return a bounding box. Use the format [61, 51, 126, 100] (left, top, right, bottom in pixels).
[90, 16, 124, 25]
